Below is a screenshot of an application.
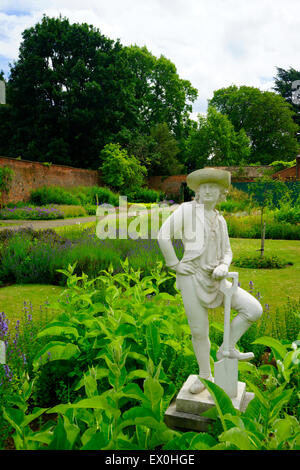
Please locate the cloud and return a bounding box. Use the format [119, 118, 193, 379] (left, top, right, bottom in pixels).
[0, 0, 299, 112]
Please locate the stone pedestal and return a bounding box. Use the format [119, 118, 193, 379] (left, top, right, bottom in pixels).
[164, 375, 254, 432]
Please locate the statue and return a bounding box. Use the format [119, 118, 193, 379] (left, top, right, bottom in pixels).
[157, 168, 263, 394]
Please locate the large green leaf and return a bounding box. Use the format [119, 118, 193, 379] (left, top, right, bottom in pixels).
[200, 379, 238, 431]
[37, 321, 79, 339]
[74, 367, 109, 391]
[48, 396, 107, 414]
[190, 432, 218, 450]
[243, 395, 262, 420]
[146, 323, 161, 365]
[219, 427, 258, 450]
[252, 336, 288, 360]
[245, 381, 269, 409]
[23, 407, 49, 427]
[121, 406, 160, 430]
[33, 341, 80, 369]
[28, 430, 53, 446]
[47, 417, 69, 450]
[269, 388, 293, 421]
[2, 407, 23, 435]
[122, 383, 150, 407]
[81, 431, 109, 450]
[62, 414, 80, 450]
[126, 369, 149, 382]
[143, 377, 163, 407]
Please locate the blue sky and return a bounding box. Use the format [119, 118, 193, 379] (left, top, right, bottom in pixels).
[0, 0, 299, 115]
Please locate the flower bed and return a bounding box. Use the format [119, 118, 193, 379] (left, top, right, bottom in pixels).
[0, 206, 64, 220]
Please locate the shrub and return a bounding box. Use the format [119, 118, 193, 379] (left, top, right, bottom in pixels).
[100, 143, 147, 193]
[126, 187, 165, 203]
[274, 206, 300, 225]
[218, 199, 248, 213]
[30, 186, 81, 206]
[84, 204, 97, 215]
[89, 186, 120, 206]
[226, 214, 300, 240]
[0, 232, 70, 285]
[232, 254, 292, 269]
[53, 205, 87, 218]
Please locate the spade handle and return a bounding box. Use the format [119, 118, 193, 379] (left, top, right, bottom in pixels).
[220, 272, 239, 356]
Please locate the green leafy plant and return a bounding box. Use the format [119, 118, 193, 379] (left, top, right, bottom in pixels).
[99, 143, 147, 194]
[232, 254, 292, 269]
[1, 263, 299, 450]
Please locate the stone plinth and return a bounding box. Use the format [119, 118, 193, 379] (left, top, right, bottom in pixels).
[164, 375, 254, 432]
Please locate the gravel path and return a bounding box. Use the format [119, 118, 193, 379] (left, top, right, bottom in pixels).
[0, 216, 97, 231]
[0, 206, 173, 232]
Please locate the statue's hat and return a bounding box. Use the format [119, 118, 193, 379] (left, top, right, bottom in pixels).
[186, 168, 231, 192]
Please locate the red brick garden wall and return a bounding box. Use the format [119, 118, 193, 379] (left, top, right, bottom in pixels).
[0, 157, 102, 204]
[147, 165, 272, 196]
[147, 175, 187, 196]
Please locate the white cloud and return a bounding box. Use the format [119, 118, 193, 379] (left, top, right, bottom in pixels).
[0, 0, 299, 111]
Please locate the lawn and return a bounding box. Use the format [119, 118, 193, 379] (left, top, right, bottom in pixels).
[230, 238, 300, 309]
[0, 284, 65, 330]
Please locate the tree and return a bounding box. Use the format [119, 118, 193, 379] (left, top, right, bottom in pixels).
[99, 143, 146, 193]
[273, 67, 300, 139]
[115, 123, 184, 176]
[1, 16, 134, 168]
[148, 123, 183, 175]
[0, 17, 198, 170]
[121, 45, 198, 142]
[184, 106, 251, 171]
[209, 85, 299, 164]
[249, 176, 289, 257]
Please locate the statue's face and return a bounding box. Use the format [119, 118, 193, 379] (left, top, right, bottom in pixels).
[196, 183, 221, 206]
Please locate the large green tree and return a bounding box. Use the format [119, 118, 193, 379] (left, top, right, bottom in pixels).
[209, 85, 299, 164]
[121, 45, 198, 141]
[1, 16, 132, 168]
[184, 106, 251, 171]
[273, 67, 300, 139]
[0, 16, 197, 170]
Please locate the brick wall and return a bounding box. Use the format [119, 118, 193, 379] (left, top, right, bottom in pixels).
[147, 174, 187, 196]
[271, 156, 300, 181]
[0, 157, 102, 204]
[147, 166, 272, 196]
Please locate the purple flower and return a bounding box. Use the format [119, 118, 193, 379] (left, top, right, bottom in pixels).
[0, 312, 9, 339]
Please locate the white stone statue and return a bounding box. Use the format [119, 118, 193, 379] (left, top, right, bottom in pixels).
[157, 168, 263, 394]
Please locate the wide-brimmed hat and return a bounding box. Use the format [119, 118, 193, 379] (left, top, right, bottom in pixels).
[186, 168, 231, 192]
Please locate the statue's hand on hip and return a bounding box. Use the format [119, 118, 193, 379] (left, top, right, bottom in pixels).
[175, 262, 196, 276]
[212, 263, 228, 280]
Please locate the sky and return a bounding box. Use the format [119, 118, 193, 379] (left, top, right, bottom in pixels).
[0, 0, 299, 116]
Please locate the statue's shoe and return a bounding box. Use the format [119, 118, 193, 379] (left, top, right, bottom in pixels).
[189, 375, 213, 394]
[216, 347, 254, 361]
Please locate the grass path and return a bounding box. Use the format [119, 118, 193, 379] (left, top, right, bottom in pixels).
[0, 284, 65, 328]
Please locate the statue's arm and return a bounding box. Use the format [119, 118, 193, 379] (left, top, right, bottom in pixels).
[157, 205, 183, 268]
[221, 218, 233, 267]
[212, 217, 233, 280]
